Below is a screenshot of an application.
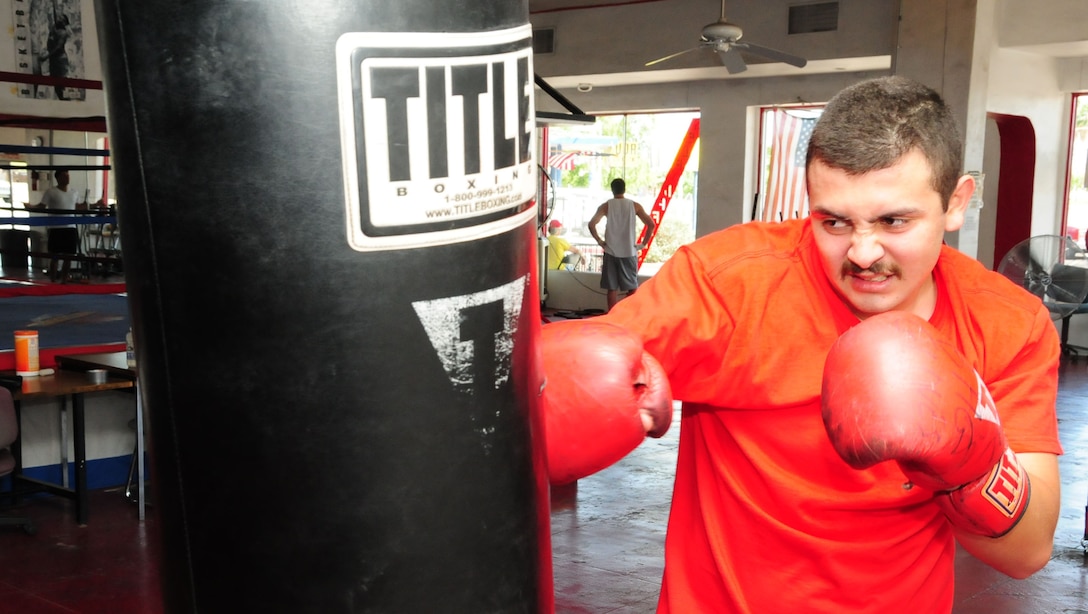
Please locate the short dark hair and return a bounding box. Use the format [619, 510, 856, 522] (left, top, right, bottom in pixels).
[610, 178, 625, 195]
[806, 76, 963, 207]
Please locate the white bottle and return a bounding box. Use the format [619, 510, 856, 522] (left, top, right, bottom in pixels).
[126, 328, 137, 368]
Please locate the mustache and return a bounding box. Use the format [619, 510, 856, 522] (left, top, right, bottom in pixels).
[841, 261, 902, 277]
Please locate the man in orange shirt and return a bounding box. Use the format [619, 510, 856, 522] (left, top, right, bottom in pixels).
[541, 76, 1061, 613]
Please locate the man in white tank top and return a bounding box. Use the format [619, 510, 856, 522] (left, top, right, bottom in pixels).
[588, 178, 656, 311]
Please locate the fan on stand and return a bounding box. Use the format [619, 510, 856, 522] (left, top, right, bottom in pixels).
[997, 234, 1088, 358]
[645, 0, 807, 73]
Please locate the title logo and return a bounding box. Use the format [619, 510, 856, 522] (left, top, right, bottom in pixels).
[336, 26, 536, 251]
[983, 448, 1027, 517]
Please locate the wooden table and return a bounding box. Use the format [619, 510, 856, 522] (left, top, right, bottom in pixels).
[4, 362, 135, 525]
[54, 352, 145, 520]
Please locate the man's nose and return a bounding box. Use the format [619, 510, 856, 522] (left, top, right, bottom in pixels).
[847, 229, 884, 270]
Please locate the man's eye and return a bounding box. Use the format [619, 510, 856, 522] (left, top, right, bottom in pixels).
[822, 218, 850, 231]
[881, 218, 908, 228]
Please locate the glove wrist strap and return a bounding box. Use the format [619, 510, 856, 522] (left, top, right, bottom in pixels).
[937, 447, 1030, 538]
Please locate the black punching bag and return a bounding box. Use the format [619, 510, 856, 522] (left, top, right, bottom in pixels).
[92, 1, 551, 612]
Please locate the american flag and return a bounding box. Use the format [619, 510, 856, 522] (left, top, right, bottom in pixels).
[761, 109, 817, 222]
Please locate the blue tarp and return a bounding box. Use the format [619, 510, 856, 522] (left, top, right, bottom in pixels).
[0, 293, 129, 351]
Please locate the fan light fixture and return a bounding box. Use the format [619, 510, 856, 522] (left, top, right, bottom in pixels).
[645, 0, 808, 74]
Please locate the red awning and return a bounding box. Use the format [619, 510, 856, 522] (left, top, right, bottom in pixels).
[547, 152, 579, 170]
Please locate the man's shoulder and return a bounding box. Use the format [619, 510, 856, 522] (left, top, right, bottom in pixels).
[681, 219, 808, 275]
[39, 188, 62, 207]
[938, 245, 1051, 326]
[703, 218, 807, 245]
[939, 246, 1029, 298]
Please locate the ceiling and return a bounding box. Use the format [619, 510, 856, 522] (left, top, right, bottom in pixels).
[527, 0, 890, 89]
[525, 0, 1088, 58]
[527, 0, 1088, 90]
[528, 0, 649, 14]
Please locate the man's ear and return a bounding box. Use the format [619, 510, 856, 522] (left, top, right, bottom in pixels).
[943, 174, 975, 233]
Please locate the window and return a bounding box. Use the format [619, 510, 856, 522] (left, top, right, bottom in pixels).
[540, 111, 700, 272]
[1065, 93, 1088, 247]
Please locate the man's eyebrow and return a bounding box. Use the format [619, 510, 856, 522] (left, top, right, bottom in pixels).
[809, 206, 840, 218]
[809, 206, 924, 221]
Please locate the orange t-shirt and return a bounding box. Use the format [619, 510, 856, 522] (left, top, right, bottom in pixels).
[602, 218, 1062, 614]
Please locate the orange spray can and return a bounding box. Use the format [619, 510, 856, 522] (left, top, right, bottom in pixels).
[15, 330, 39, 377]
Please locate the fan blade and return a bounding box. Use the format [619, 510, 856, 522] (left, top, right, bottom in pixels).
[716, 48, 747, 73]
[645, 46, 703, 67]
[1046, 264, 1088, 304]
[1049, 238, 1088, 304]
[998, 235, 1088, 321]
[999, 237, 1057, 297]
[733, 41, 808, 68]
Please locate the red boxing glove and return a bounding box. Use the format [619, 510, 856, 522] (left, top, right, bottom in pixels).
[821, 311, 1030, 537]
[540, 319, 673, 485]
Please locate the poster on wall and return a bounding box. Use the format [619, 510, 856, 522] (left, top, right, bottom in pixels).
[11, 0, 86, 101]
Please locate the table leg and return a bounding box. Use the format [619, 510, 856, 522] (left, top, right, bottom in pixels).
[10, 401, 22, 505]
[71, 394, 88, 525]
[59, 396, 69, 488]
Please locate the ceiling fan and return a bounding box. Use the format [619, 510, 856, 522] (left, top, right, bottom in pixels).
[645, 0, 808, 74]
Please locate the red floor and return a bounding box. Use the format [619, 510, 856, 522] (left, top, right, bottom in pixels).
[1, 357, 1087, 613]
